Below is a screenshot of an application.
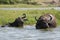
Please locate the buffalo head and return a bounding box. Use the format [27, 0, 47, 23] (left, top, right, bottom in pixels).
[35, 14, 57, 29]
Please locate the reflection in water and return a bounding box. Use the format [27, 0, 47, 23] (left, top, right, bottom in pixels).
[0, 25, 60, 40]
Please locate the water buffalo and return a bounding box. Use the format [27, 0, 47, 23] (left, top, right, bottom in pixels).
[1, 13, 28, 27]
[35, 13, 57, 29]
[8, 17, 24, 27]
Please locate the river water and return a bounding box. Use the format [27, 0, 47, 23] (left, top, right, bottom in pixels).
[0, 7, 60, 10]
[0, 25, 60, 40]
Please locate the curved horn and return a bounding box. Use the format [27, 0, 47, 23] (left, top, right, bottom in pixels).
[48, 14, 53, 22]
[22, 13, 28, 21]
[35, 16, 38, 21]
[22, 13, 26, 19]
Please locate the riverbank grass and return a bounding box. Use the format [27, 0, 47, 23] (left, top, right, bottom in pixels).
[0, 4, 55, 8]
[0, 10, 60, 26]
[0, 4, 42, 8]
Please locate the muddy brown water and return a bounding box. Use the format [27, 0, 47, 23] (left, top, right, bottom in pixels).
[0, 25, 60, 40]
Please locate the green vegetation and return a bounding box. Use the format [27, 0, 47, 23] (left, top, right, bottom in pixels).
[0, 0, 37, 4]
[0, 0, 58, 8]
[0, 10, 60, 26]
[0, 4, 42, 8]
[0, 0, 41, 8]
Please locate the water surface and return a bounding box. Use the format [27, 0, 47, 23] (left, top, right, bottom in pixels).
[0, 7, 60, 10]
[0, 25, 60, 40]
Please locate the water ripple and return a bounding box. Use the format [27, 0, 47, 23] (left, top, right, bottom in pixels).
[0, 25, 60, 40]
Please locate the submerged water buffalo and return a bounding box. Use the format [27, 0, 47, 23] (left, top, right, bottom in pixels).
[35, 13, 57, 29]
[8, 17, 24, 27]
[1, 13, 28, 27]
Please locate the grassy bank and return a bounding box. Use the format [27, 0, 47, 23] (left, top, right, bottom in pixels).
[0, 4, 42, 8]
[0, 0, 59, 8]
[0, 10, 60, 26]
[0, 4, 56, 8]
